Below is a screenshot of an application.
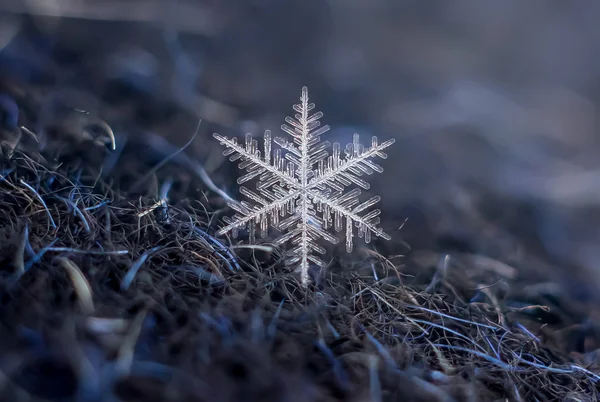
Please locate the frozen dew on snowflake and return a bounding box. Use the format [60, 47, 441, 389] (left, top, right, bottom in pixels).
[213, 87, 395, 285]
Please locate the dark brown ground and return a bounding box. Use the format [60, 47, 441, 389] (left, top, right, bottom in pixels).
[0, 76, 600, 402]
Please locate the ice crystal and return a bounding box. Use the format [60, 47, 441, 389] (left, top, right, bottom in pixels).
[213, 87, 395, 285]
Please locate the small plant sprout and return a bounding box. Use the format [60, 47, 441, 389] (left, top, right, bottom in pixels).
[213, 87, 395, 285]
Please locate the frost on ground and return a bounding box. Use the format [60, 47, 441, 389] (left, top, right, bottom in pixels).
[213, 87, 395, 285]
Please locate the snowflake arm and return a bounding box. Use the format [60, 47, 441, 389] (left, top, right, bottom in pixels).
[310, 191, 390, 253]
[213, 87, 395, 286]
[217, 188, 301, 242]
[309, 134, 395, 191]
[212, 131, 299, 189]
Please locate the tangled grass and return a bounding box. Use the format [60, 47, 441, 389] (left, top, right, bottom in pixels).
[0, 91, 599, 402]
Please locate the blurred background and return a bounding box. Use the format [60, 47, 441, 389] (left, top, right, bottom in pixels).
[1, 0, 600, 300]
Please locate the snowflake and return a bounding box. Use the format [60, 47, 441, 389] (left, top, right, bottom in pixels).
[213, 87, 395, 285]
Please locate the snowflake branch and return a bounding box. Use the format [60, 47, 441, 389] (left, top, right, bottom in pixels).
[216, 190, 300, 235]
[309, 137, 395, 190]
[310, 191, 391, 252]
[213, 133, 299, 189]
